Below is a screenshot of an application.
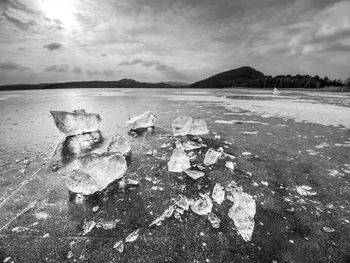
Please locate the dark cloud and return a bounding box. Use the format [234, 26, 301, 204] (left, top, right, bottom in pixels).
[45, 64, 69, 73]
[72, 67, 83, 74]
[0, 61, 29, 70]
[43, 42, 62, 51]
[0, 0, 41, 31]
[101, 53, 107, 57]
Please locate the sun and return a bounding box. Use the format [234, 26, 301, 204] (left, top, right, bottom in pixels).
[40, 0, 77, 27]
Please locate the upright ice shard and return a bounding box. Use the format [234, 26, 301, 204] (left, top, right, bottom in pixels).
[227, 187, 256, 241]
[273, 88, 280, 95]
[172, 115, 209, 136]
[168, 141, 191, 172]
[107, 134, 131, 155]
[126, 111, 155, 130]
[50, 109, 101, 135]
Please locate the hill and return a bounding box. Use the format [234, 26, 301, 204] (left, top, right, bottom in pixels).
[191, 66, 344, 89]
[191, 66, 265, 89]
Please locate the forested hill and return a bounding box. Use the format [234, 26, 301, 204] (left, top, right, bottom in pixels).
[191, 66, 344, 89]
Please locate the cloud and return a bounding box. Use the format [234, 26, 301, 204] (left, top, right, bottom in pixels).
[0, 61, 29, 70]
[43, 42, 62, 51]
[72, 67, 82, 74]
[85, 69, 100, 76]
[119, 58, 187, 80]
[85, 69, 115, 76]
[45, 64, 69, 72]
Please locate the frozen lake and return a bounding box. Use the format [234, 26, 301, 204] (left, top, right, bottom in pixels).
[0, 88, 349, 262]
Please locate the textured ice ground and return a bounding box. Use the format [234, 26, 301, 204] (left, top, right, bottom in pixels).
[164, 92, 350, 128]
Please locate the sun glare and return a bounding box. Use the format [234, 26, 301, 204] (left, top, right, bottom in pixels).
[40, 0, 77, 27]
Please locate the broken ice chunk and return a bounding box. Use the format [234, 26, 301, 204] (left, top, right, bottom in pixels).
[168, 141, 191, 172]
[77, 153, 127, 190]
[113, 240, 124, 253]
[81, 220, 96, 236]
[323, 227, 335, 233]
[62, 131, 103, 156]
[273, 87, 280, 95]
[184, 169, 205, 180]
[149, 206, 175, 227]
[172, 115, 209, 136]
[227, 187, 256, 241]
[212, 183, 225, 204]
[96, 220, 117, 229]
[175, 196, 192, 211]
[204, 148, 222, 166]
[125, 229, 140, 242]
[296, 185, 316, 196]
[126, 111, 155, 130]
[191, 195, 213, 215]
[225, 161, 236, 170]
[208, 212, 221, 228]
[107, 134, 131, 155]
[182, 140, 202, 151]
[50, 110, 101, 135]
[66, 170, 102, 195]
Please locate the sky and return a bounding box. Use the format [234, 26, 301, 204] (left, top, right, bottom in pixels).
[0, 0, 350, 85]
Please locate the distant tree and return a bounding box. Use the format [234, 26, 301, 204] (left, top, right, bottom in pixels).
[345, 77, 350, 87]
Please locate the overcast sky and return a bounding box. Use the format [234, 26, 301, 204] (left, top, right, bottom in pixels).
[0, 0, 350, 85]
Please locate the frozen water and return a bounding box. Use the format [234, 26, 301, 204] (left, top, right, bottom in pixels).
[191, 195, 213, 215]
[204, 148, 222, 166]
[184, 169, 205, 180]
[227, 187, 256, 241]
[182, 140, 202, 151]
[208, 212, 221, 228]
[81, 220, 96, 236]
[107, 134, 131, 155]
[66, 170, 102, 195]
[212, 183, 225, 204]
[149, 205, 175, 227]
[273, 88, 281, 95]
[168, 141, 191, 172]
[113, 240, 124, 253]
[66, 153, 127, 194]
[296, 185, 317, 196]
[126, 111, 155, 130]
[165, 94, 350, 128]
[62, 131, 103, 156]
[125, 229, 140, 242]
[50, 110, 101, 135]
[175, 196, 192, 211]
[172, 115, 209, 136]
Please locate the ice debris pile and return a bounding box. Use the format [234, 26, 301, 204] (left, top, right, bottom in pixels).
[149, 181, 256, 241]
[50, 109, 139, 195]
[50, 110, 257, 242]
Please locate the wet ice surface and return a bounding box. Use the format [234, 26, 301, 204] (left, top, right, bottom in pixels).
[0, 88, 350, 262]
